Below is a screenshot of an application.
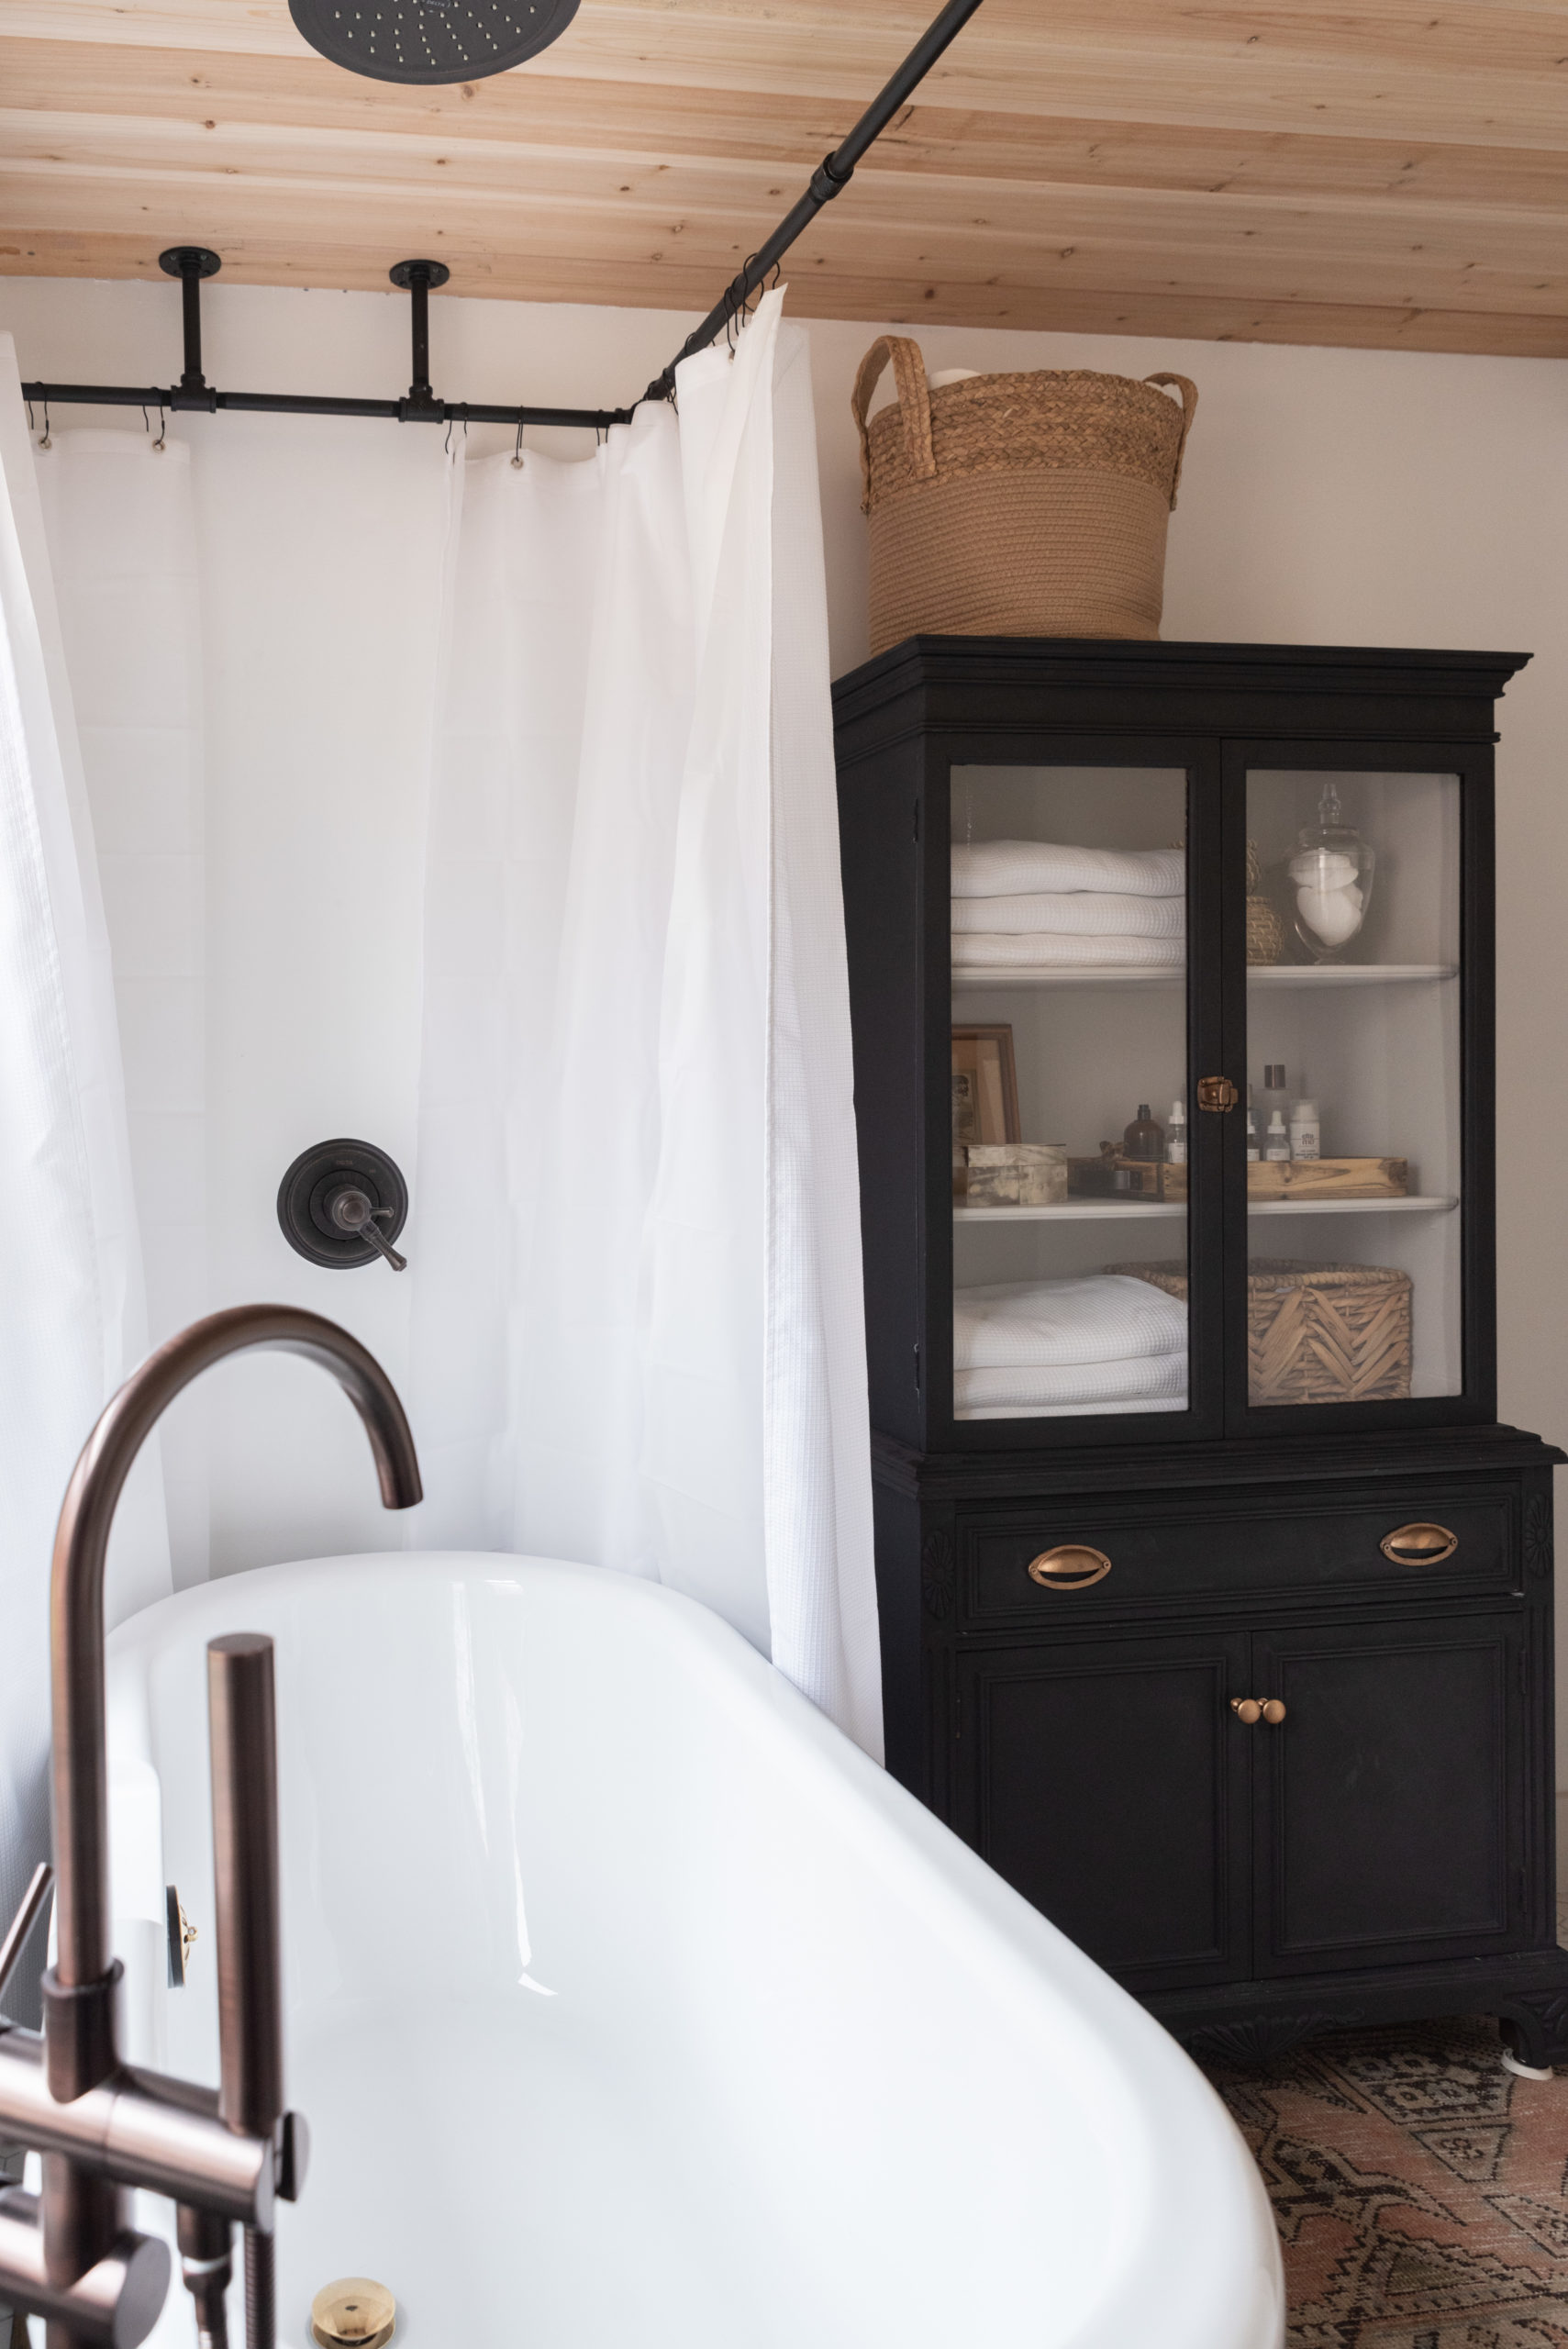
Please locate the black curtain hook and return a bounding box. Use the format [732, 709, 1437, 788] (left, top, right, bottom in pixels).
[511, 415, 525, 469]
[152, 404, 167, 452]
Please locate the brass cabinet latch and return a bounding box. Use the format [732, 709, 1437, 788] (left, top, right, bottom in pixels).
[1197, 1076, 1239, 1112]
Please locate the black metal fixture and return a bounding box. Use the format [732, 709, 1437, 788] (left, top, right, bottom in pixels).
[277, 1140, 410, 1271]
[159, 246, 223, 405]
[388, 257, 448, 417]
[288, 0, 579, 84]
[18, 0, 986, 431]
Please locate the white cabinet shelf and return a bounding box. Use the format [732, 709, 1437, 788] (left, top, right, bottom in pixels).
[1249, 1194, 1458, 1217]
[955, 1194, 1459, 1224]
[1248, 963, 1457, 987]
[952, 962, 1456, 993]
[954, 1200, 1184, 1223]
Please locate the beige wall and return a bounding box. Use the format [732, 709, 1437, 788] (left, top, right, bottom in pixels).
[3, 274, 1565, 1771]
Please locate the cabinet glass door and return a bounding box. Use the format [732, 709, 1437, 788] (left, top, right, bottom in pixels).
[951, 765, 1191, 1422]
[1243, 771, 1462, 1406]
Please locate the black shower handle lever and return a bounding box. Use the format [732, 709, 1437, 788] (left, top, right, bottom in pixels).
[327, 1189, 407, 1271]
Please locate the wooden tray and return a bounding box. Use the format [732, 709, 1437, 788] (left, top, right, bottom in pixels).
[1248, 1156, 1407, 1200]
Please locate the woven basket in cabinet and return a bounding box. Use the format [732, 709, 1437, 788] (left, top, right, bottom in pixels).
[1106, 1258, 1412, 1405]
[851, 340, 1198, 656]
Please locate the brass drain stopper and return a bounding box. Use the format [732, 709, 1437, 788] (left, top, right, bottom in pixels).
[311, 2277, 396, 2349]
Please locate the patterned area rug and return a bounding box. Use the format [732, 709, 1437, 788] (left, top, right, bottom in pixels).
[1205, 2014, 1568, 2346]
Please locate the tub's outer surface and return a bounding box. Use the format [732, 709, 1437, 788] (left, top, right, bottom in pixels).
[102, 1553, 1284, 2348]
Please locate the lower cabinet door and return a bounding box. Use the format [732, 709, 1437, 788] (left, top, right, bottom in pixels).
[959, 1632, 1251, 1991]
[1251, 1612, 1525, 1974]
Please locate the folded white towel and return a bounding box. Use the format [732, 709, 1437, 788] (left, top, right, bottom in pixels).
[951, 890, 1185, 939]
[952, 932, 1184, 969]
[951, 841, 1184, 900]
[954, 1274, 1186, 1371]
[955, 1355, 1188, 1408]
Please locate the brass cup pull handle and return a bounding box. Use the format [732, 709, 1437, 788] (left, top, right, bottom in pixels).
[1027, 1543, 1112, 1591]
[1230, 1698, 1262, 1725]
[1380, 1521, 1458, 1565]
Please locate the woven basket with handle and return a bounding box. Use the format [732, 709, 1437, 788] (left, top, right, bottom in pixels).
[1107, 1258, 1412, 1405]
[852, 340, 1197, 655]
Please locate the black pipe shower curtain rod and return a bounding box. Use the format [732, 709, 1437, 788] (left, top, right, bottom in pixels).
[19, 0, 985, 436]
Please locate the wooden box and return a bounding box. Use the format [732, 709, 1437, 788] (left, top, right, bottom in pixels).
[960, 1142, 1067, 1208]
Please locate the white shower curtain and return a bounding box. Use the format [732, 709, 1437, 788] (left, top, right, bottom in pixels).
[0, 337, 169, 2008]
[410, 295, 881, 1753]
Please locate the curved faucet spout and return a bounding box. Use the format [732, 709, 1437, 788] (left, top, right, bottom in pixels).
[48, 1305, 422, 2100]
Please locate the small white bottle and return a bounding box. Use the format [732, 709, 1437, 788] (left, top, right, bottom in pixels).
[1246, 1087, 1259, 1163]
[1265, 1109, 1290, 1163]
[1166, 1098, 1187, 1165]
[1290, 1098, 1321, 1160]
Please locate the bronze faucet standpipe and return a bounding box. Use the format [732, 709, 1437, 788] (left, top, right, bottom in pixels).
[0, 1306, 422, 2348]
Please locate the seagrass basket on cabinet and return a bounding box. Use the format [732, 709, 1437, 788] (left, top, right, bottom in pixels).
[1109, 1259, 1413, 1404]
[852, 338, 1198, 655]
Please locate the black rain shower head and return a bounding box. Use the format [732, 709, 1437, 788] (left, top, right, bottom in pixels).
[287, 0, 579, 83]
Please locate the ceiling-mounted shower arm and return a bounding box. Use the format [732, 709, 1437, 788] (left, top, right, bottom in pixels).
[389, 259, 449, 419]
[159, 246, 222, 411]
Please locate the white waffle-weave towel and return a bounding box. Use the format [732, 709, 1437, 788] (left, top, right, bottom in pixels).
[951, 890, 1185, 938]
[955, 1355, 1188, 1408]
[953, 1274, 1186, 1370]
[952, 932, 1184, 968]
[951, 841, 1184, 900]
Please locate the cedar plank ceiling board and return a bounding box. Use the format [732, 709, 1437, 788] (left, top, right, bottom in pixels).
[2, 0, 1567, 354]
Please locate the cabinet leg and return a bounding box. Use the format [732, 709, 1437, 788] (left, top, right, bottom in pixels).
[1501, 2046, 1554, 2081]
[1498, 1995, 1568, 2074]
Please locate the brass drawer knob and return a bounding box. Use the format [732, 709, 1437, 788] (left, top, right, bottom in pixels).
[1380, 1522, 1458, 1565]
[1027, 1543, 1111, 1591]
[1261, 1698, 1286, 1725]
[1230, 1698, 1262, 1725]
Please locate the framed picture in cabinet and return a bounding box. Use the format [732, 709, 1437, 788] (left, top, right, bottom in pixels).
[951, 1024, 1020, 1147]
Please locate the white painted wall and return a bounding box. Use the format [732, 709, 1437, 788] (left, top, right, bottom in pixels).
[2, 274, 1564, 1766]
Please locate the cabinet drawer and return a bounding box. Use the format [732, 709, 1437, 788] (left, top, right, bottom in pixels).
[962, 1488, 1518, 1623]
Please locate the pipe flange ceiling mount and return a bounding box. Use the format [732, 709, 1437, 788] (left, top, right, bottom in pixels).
[287, 0, 581, 83]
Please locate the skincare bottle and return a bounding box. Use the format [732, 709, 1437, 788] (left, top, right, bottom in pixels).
[1123, 1103, 1164, 1163]
[1289, 1098, 1321, 1161]
[1165, 1099, 1187, 1165]
[1264, 1110, 1290, 1163]
[1246, 1089, 1260, 1163]
[1257, 1063, 1290, 1134]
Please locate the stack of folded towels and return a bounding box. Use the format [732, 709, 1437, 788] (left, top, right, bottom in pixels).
[954, 1273, 1187, 1417]
[951, 840, 1184, 969]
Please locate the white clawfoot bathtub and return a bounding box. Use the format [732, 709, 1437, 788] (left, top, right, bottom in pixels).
[101, 1553, 1284, 2347]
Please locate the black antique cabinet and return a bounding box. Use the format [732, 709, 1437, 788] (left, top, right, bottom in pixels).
[833, 638, 1568, 2069]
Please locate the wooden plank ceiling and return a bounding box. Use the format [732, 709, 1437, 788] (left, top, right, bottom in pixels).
[2, 0, 1566, 356]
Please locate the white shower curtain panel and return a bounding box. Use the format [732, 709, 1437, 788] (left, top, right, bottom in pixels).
[410, 296, 881, 1754]
[0, 337, 170, 2006]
